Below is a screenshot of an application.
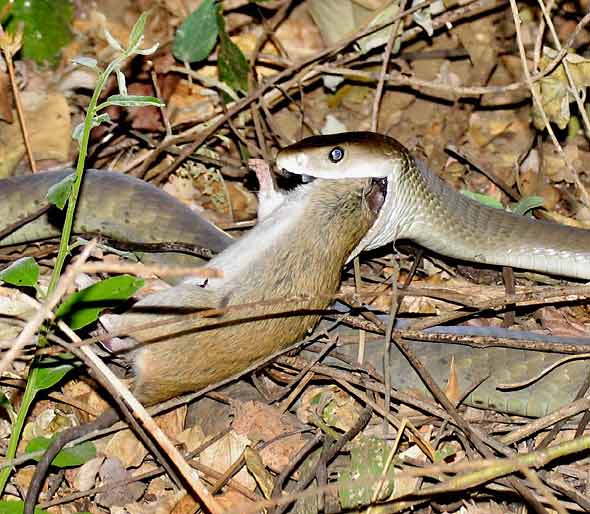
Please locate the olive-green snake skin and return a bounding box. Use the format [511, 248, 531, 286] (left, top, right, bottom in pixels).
[276, 132, 590, 279]
[277, 132, 590, 417]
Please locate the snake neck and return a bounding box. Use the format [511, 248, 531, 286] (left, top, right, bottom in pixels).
[383, 155, 590, 280]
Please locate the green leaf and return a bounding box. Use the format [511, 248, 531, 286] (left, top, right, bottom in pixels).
[0, 391, 16, 422]
[134, 42, 160, 56]
[56, 275, 144, 330]
[103, 24, 124, 52]
[172, 0, 219, 63]
[98, 94, 164, 109]
[128, 11, 149, 49]
[568, 115, 581, 142]
[511, 195, 545, 216]
[1, 0, 73, 66]
[26, 436, 96, 467]
[216, 10, 249, 94]
[0, 500, 49, 514]
[0, 257, 39, 287]
[34, 356, 76, 391]
[72, 122, 84, 142]
[413, 6, 433, 36]
[46, 173, 75, 209]
[461, 189, 504, 210]
[72, 112, 110, 142]
[339, 435, 395, 509]
[434, 443, 456, 462]
[0, 391, 11, 413]
[218, 30, 250, 94]
[116, 69, 128, 96]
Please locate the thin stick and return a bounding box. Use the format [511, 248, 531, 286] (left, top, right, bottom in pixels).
[0, 26, 36, 172]
[57, 321, 224, 514]
[370, 0, 405, 131]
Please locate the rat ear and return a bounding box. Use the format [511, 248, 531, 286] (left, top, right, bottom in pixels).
[365, 178, 387, 215]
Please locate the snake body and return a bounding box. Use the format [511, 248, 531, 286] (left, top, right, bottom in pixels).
[1, 151, 590, 417]
[276, 132, 590, 279]
[0, 169, 232, 274]
[329, 332, 589, 418]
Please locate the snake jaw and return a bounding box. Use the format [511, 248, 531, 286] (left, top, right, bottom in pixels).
[276, 167, 316, 186]
[347, 172, 407, 262]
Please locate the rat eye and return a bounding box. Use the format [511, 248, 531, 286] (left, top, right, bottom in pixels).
[328, 146, 344, 163]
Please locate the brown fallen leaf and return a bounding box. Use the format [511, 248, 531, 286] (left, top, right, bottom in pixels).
[0, 90, 71, 177]
[198, 429, 256, 490]
[96, 457, 146, 507]
[232, 400, 306, 473]
[0, 69, 13, 123]
[103, 406, 186, 468]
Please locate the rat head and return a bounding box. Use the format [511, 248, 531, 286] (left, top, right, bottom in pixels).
[275, 131, 410, 180]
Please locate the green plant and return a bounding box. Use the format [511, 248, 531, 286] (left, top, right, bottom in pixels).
[0, 12, 160, 501]
[0, 0, 73, 65]
[173, 0, 250, 95]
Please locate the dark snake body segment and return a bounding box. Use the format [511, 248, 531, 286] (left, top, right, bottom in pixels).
[329, 335, 589, 418]
[0, 169, 232, 268]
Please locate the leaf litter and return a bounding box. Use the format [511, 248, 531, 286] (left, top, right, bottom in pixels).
[1, 0, 590, 513]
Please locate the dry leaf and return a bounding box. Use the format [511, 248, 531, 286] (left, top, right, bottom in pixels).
[534, 47, 590, 130]
[0, 70, 13, 123]
[73, 455, 105, 492]
[536, 306, 590, 338]
[96, 457, 145, 507]
[244, 446, 275, 499]
[104, 428, 148, 469]
[297, 385, 364, 432]
[215, 490, 255, 513]
[104, 406, 186, 468]
[232, 400, 306, 473]
[445, 355, 462, 405]
[176, 424, 206, 452]
[0, 285, 36, 341]
[199, 430, 256, 490]
[0, 90, 71, 176]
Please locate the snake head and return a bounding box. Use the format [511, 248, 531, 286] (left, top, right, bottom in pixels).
[275, 131, 409, 180]
[276, 131, 417, 261]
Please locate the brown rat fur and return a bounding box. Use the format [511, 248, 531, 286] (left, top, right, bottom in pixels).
[25, 176, 384, 513]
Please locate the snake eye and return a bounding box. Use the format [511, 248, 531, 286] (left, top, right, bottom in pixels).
[328, 146, 344, 163]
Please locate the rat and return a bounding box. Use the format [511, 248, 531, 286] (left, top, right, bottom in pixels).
[24, 167, 386, 513]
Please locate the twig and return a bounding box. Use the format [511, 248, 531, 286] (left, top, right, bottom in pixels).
[0, 25, 36, 172]
[76, 261, 221, 278]
[370, 1, 405, 131]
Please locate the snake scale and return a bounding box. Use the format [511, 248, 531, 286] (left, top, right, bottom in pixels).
[2, 131, 590, 417]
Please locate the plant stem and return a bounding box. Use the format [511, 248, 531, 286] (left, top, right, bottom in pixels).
[0, 366, 39, 494]
[46, 55, 126, 295]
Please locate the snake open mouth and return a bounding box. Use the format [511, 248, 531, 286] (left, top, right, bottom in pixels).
[348, 175, 396, 262]
[368, 177, 387, 215]
[277, 168, 316, 184]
